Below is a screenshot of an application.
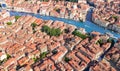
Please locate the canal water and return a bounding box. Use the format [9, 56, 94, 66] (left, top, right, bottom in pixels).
[9, 11, 120, 39]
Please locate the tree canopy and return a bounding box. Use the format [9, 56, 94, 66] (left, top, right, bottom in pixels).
[72, 29, 87, 39]
[42, 25, 62, 36]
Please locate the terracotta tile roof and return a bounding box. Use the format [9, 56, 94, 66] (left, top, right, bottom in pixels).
[37, 59, 56, 70]
[51, 51, 64, 63]
[90, 59, 117, 71]
[76, 52, 90, 64]
[18, 57, 29, 66]
[3, 58, 16, 69]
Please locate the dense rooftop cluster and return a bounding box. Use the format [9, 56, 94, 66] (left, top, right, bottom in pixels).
[5, 0, 89, 22]
[91, 0, 120, 33]
[105, 40, 120, 71]
[89, 39, 120, 71]
[89, 59, 116, 71]
[0, 10, 119, 71]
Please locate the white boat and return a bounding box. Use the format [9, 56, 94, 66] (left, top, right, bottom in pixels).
[105, 32, 113, 37]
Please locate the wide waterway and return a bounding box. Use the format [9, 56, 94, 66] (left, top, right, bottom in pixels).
[9, 11, 120, 39]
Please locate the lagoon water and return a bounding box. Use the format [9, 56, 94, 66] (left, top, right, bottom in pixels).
[9, 11, 120, 39]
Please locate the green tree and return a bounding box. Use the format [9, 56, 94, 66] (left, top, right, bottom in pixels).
[31, 22, 37, 28]
[64, 57, 71, 62]
[55, 28, 61, 36]
[31, 22, 37, 33]
[0, 54, 11, 65]
[6, 22, 12, 25]
[42, 25, 50, 33]
[96, 39, 103, 46]
[15, 16, 21, 21]
[42, 25, 62, 36]
[33, 57, 38, 62]
[6, 54, 11, 59]
[40, 52, 48, 59]
[72, 29, 87, 39]
[112, 15, 118, 20]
